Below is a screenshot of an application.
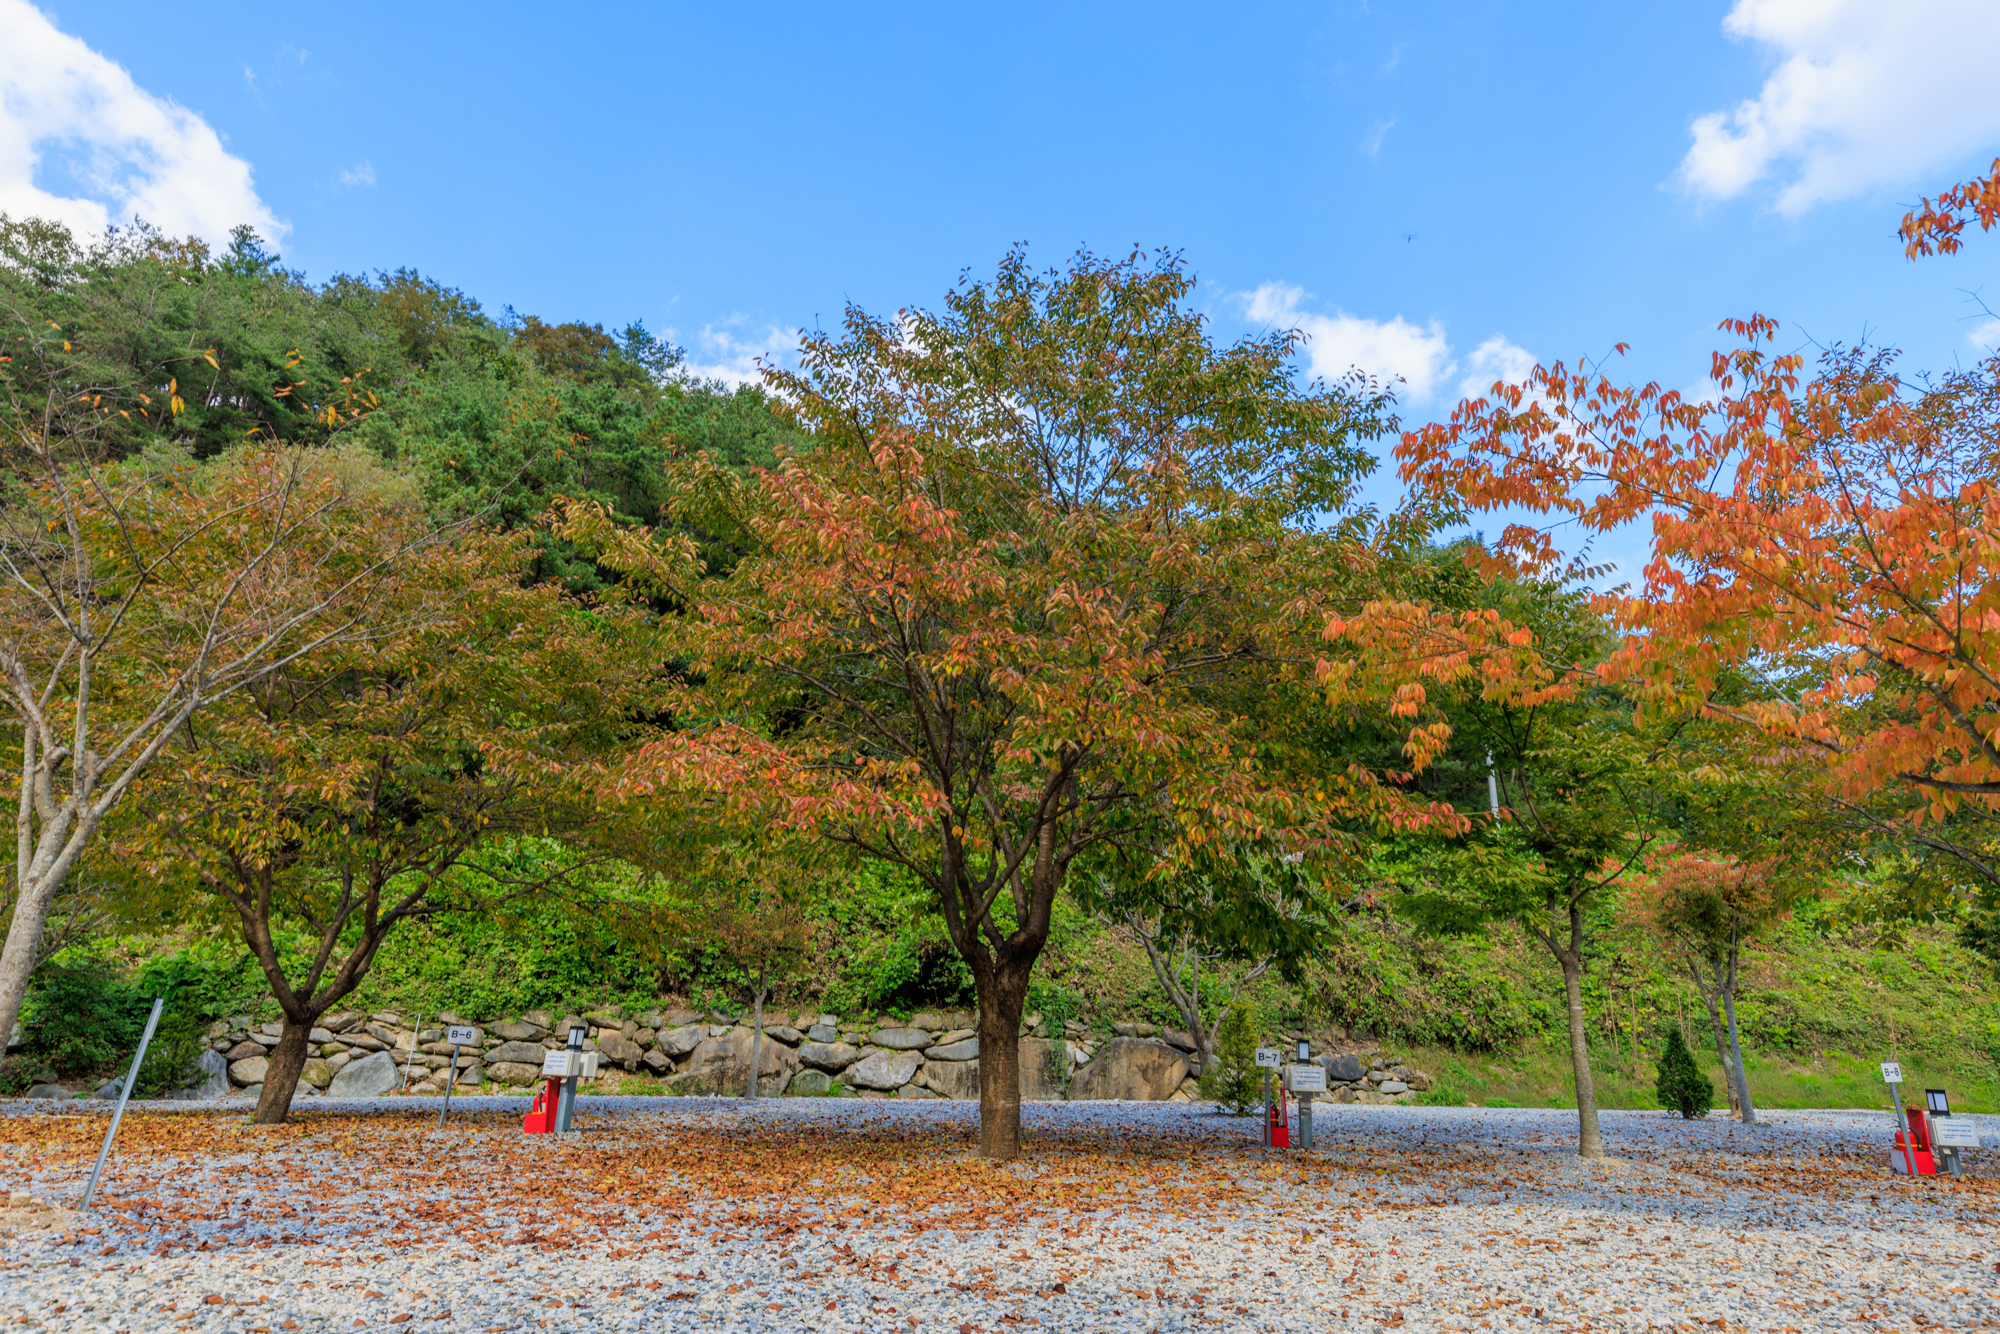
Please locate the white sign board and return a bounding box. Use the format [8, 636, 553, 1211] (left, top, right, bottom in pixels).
[1285, 1064, 1327, 1093]
[578, 1051, 602, 1079]
[446, 1026, 478, 1045]
[1255, 1048, 1282, 1069]
[1935, 1122, 1983, 1149]
[1880, 1062, 1903, 1084]
[541, 1050, 581, 1078]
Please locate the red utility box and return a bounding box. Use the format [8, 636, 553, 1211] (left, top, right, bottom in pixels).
[522, 1077, 561, 1134]
[1264, 1089, 1291, 1149]
[1892, 1105, 1937, 1176]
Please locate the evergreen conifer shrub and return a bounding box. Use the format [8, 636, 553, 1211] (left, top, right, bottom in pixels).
[1655, 1027, 1714, 1119]
[1200, 1002, 1262, 1115]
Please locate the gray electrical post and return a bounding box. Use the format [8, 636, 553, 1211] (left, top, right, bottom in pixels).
[555, 1024, 587, 1133]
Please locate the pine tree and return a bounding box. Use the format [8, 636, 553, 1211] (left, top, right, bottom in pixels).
[1655, 1027, 1714, 1120]
[1200, 1002, 1262, 1115]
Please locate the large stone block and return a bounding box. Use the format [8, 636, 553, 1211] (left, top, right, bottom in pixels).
[806, 1023, 839, 1044]
[486, 1040, 549, 1067]
[301, 1059, 333, 1089]
[1068, 1038, 1188, 1102]
[493, 1020, 547, 1042]
[846, 1048, 922, 1090]
[657, 1024, 705, 1057]
[926, 1038, 978, 1062]
[797, 1041, 861, 1072]
[1323, 1053, 1366, 1083]
[870, 1028, 931, 1051]
[922, 1058, 981, 1100]
[328, 1050, 401, 1097]
[597, 1034, 644, 1070]
[228, 1056, 269, 1086]
[485, 1061, 543, 1086]
[665, 1029, 798, 1097]
[788, 1069, 834, 1097]
[1019, 1038, 1069, 1100]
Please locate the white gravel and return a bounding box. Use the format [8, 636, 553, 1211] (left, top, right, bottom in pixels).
[0, 1097, 1995, 1331]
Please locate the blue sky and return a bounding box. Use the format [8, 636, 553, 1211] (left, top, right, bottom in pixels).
[5, 1, 1998, 464]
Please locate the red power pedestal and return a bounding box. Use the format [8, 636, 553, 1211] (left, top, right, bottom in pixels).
[1892, 1106, 1937, 1176]
[1264, 1089, 1291, 1149]
[522, 1077, 562, 1135]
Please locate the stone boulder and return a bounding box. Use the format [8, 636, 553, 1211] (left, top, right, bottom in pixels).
[176, 1050, 230, 1100]
[224, 1040, 264, 1062]
[228, 1056, 270, 1086]
[486, 1061, 543, 1086]
[323, 1012, 363, 1034]
[846, 1049, 922, 1090]
[926, 1037, 978, 1062]
[1020, 1038, 1070, 1100]
[908, 1011, 945, 1031]
[301, 1059, 334, 1089]
[1323, 1053, 1366, 1083]
[1068, 1038, 1188, 1102]
[328, 1049, 401, 1097]
[806, 1023, 839, 1044]
[640, 1050, 672, 1074]
[898, 1082, 939, 1098]
[762, 1025, 802, 1047]
[870, 1027, 931, 1051]
[597, 1033, 643, 1070]
[486, 1040, 549, 1067]
[657, 1024, 705, 1057]
[493, 1020, 547, 1042]
[665, 1029, 798, 1097]
[95, 1077, 125, 1099]
[797, 1041, 861, 1072]
[788, 1069, 834, 1096]
[921, 1058, 981, 1100]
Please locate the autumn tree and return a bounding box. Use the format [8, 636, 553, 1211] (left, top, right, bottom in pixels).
[1394, 166, 2000, 967]
[563, 248, 1454, 1159]
[117, 523, 660, 1123]
[0, 298, 434, 1061]
[695, 857, 814, 1099]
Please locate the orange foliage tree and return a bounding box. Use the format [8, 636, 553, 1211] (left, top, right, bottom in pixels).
[562, 249, 1459, 1159]
[1395, 190, 2000, 894]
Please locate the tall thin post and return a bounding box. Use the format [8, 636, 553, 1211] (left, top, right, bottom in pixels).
[82, 998, 163, 1211]
[439, 1041, 460, 1128]
[401, 1012, 424, 1093]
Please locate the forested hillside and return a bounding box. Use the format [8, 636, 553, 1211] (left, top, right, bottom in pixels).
[3, 177, 1999, 1144]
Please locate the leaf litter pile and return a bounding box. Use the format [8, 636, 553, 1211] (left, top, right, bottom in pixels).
[0, 1100, 1995, 1331]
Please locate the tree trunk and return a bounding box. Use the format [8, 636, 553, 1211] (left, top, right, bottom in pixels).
[254, 1018, 317, 1125]
[1547, 896, 1604, 1160]
[972, 955, 1032, 1160]
[1560, 950, 1604, 1159]
[1690, 965, 1740, 1117]
[747, 970, 767, 1101]
[1723, 926, 1757, 1126]
[0, 877, 55, 1062]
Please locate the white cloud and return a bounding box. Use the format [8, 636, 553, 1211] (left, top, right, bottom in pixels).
[1678, 0, 2000, 215]
[1972, 318, 2000, 353]
[0, 0, 280, 244]
[674, 319, 797, 390]
[1456, 335, 1536, 401]
[337, 160, 376, 188]
[1360, 117, 1395, 158]
[1246, 281, 1456, 400]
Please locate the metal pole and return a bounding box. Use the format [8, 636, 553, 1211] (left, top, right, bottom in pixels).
[1299, 1092, 1314, 1150]
[82, 998, 163, 1211]
[439, 1042, 460, 1128]
[555, 1027, 583, 1134]
[401, 1012, 424, 1093]
[1888, 1079, 1908, 1172]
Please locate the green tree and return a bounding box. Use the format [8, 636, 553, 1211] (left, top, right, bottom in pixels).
[1200, 1002, 1262, 1114]
[1654, 1027, 1713, 1120]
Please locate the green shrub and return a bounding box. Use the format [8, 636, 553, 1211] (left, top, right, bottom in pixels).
[1199, 1002, 1261, 1115]
[1655, 1027, 1713, 1120]
[135, 1008, 208, 1097]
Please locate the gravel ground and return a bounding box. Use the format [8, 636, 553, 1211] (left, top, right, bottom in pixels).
[0, 1096, 1995, 1332]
